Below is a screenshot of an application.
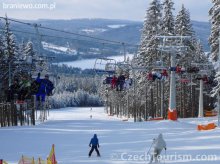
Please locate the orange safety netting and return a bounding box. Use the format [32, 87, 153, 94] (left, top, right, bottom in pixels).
[204, 110, 217, 117]
[17, 144, 57, 164]
[149, 117, 164, 121]
[18, 156, 35, 164]
[197, 123, 217, 131]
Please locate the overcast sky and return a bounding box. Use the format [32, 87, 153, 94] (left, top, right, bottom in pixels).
[0, 0, 212, 22]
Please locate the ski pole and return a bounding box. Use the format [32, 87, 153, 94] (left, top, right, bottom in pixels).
[164, 149, 166, 164]
[147, 142, 154, 155]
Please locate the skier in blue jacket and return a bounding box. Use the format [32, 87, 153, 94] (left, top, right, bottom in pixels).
[35, 73, 54, 102]
[35, 73, 54, 120]
[89, 134, 101, 157]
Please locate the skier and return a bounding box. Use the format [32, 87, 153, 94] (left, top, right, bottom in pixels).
[35, 73, 54, 103]
[149, 133, 166, 163]
[17, 75, 31, 103]
[35, 73, 54, 119]
[6, 79, 19, 102]
[88, 134, 101, 157]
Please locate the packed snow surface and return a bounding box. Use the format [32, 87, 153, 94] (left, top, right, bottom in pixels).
[42, 42, 77, 55]
[59, 54, 134, 69]
[107, 25, 126, 29]
[0, 107, 220, 164]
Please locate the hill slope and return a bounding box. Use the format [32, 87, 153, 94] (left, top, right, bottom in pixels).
[0, 107, 219, 164]
[7, 19, 210, 61]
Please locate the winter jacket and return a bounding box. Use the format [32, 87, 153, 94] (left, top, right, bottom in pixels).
[19, 79, 31, 91]
[153, 134, 166, 150]
[117, 75, 125, 84]
[124, 78, 132, 89]
[111, 76, 117, 88]
[89, 134, 99, 147]
[36, 77, 54, 95]
[6, 82, 20, 102]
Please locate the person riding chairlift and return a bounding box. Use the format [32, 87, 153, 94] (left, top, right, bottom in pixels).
[161, 69, 168, 80]
[124, 76, 132, 89]
[147, 72, 153, 81]
[111, 75, 117, 89]
[176, 65, 182, 74]
[116, 75, 125, 91]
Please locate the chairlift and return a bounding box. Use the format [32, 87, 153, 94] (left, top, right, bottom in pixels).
[179, 73, 190, 83]
[187, 67, 200, 73]
[187, 82, 197, 86]
[103, 76, 113, 85]
[153, 60, 167, 72]
[180, 78, 190, 83]
[117, 61, 131, 71]
[198, 70, 209, 76]
[94, 58, 116, 75]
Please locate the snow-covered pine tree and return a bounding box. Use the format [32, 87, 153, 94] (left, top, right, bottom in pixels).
[133, 0, 163, 120]
[19, 40, 26, 60]
[0, 23, 5, 96]
[3, 16, 19, 87]
[137, 0, 162, 68]
[23, 41, 37, 74]
[162, 0, 175, 35]
[193, 40, 208, 63]
[175, 4, 196, 65]
[4, 16, 18, 61]
[24, 41, 35, 58]
[209, 0, 220, 62]
[210, 0, 220, 98]
[175, 5, 194, 37]
[174, 5, 213, 117]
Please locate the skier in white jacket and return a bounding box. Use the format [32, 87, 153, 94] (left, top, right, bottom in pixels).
[149, 133, 166, 163]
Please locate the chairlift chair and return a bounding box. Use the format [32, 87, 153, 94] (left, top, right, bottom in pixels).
[94, 58, 116, 75]
[187, 67, 200, 73]
[153, 60, 167, 72]
[179, 74, 190, 83]
[117, 61, 131, 71]
[198, 70, 209, 76]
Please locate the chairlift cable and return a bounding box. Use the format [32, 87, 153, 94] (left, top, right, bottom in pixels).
[0, 16, 139, 47]
[0, 28, 123, 46]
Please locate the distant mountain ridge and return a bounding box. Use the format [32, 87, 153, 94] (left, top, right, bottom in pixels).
[8, 18, 210, 61]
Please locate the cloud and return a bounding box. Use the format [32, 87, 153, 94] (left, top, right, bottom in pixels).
[0, 0, 213, 21]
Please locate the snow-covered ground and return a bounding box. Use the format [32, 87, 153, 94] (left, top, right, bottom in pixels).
[81, 28, 108, 34]
[107, 25, 126, 29]
[58, 54, 134, 69]
[42, 42, 77, 55]
[0, 107, 220, 164]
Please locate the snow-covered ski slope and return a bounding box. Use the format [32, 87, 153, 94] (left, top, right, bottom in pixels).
[0, 107, 220, 164]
